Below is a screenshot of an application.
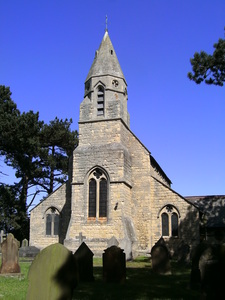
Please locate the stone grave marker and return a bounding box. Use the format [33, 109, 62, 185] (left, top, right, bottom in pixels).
[74, 242, 94, 282]
[19, 245, 40, 258]
[0, 230, 6, 244]
[0, 233, 20, 274]
[107, 236, 119, 247]
[199, 244, 223, 299]
[103, 245, 126, 284]
[151, 238, 171, 275]
[26, 243, 78, 300]
[21, 238, 29, 248]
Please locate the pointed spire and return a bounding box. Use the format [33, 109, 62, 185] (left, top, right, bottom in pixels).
[85, 31, 126, 83]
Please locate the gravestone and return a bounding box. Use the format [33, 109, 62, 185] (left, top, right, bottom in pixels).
[174, 240, 190, 264]
[0, 233, 20, 274]
[151, 237, 171, 275]
[107, 236, 119, 247]
[19, 245, 40, 258]
[190, 243, 225, 297]
[21, 238, 29, 248]
[0, 230, 6, 244]
[74, 242, 94, 282]
[199, 244, 223, 299]
[26, 243, 78, 300]
[103, 245, 126, 284]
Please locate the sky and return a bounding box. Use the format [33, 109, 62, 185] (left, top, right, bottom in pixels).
[0, 0, 224, 203]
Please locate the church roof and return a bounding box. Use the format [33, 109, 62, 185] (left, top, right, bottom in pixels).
[85, 30, 126, 82]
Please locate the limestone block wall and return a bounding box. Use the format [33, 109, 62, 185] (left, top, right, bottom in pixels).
[29, 183, 70, 249]
[150, 176, 199, 252]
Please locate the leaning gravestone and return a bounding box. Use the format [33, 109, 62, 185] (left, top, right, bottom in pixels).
[0, 233, 20, 274]
[103, 245, 126, 284]
[151, 238, 171, 275]
[26, 243, 78, 300]
[74, 242, 94, 282]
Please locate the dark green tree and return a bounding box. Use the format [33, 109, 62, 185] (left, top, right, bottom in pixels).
[0, 86, 78, 237]
[188, 37, 225, 86]
[37, 117, 78, 196]
[0, 184, 29, 240]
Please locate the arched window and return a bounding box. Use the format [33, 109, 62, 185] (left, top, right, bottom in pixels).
[160, 205, 179, 237]
[162, 213, 169, 236]
[88, 168, 108, 220]
[97, 86, 104, 116]
[171, 213, 178, 236]
[45, 207, 60, 236]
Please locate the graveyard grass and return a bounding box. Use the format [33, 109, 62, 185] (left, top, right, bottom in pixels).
[0, 257, 201, 299]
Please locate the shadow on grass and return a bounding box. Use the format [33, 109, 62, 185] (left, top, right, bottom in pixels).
[73, 264, 201, 300]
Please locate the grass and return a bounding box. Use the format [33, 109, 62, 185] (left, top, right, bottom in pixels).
[0, 257, 200, 299]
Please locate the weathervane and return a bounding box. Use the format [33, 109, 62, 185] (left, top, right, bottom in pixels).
[105, 15, 108, 32]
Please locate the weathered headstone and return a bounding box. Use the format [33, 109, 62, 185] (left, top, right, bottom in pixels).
[19, 245, 40, 258]
[0, 233, 20, 274]
[107, 236, 119, 247]
[21, 238, 29, 248]
[199, 245, 223, 299]
[0, 230, 6, 244]
[74, 242, 94, 282]
[103, 245, 126, 284]
[174, 240, 190, 264]
[151, 238, 171, 275]
[26, 243, 78, 300]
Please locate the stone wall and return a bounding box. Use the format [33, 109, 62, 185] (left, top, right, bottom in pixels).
[29, 182, 71, 249]
[150, 176, 199, 252]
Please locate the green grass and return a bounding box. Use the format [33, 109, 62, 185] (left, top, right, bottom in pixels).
[0, 257, 200, 299]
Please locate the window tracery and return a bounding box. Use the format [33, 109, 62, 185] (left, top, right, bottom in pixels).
[88, 168, 108, 220]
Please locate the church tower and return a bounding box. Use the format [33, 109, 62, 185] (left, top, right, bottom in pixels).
[64, 30, 136, 256]
[79, 30, 130, 126]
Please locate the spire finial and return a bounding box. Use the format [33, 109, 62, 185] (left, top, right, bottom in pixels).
[105, 15, 108, 32]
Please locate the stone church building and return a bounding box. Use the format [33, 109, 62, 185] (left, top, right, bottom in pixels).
[30, 30, 200, 258]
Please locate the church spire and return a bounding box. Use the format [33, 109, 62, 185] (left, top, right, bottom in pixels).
[85, 30, 126, 83]
[81, 29, 129, 127]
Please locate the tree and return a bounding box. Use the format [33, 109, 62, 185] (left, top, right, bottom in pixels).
[0, 184, 29, 240]
[188, 38, 225, 86]
[0, 85, 78, 217]
[39, 117, 78, 196]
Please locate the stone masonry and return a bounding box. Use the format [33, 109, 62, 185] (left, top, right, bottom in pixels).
[29, 30, 199, 257]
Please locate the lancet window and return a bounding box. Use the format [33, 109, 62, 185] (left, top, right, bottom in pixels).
[160, 205, 179, 237]
[88, 168, 108, 219]
[45, 207, 60, 236]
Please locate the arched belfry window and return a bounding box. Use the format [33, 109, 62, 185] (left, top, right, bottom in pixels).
[160, 205, 179, 237]
[97, 86, 104, 116]
[88, 168, 108, 219]
[45, 207, 60, 236]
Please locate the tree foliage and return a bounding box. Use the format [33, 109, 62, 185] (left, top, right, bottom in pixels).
[188, 38, 225, 86]
[0, 85, 78, 238]
[0, 184, 29, 240]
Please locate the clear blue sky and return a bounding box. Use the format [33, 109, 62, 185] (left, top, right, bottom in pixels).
[0, 0, 224, 199]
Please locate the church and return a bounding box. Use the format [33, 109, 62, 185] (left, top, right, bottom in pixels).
[29, 30, 200, 258]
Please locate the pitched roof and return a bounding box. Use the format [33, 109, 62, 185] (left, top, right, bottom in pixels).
[85, 31, 126, 82]
[186, 195, 225, 228]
